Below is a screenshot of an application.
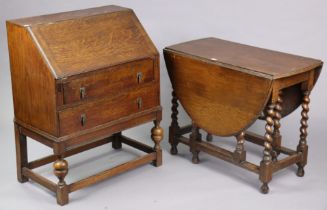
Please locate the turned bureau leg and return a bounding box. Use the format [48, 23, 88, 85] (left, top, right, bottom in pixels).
[259, 103, 275, 194]
[112, 132, 122, 149]
[206, 133, 213, 142]
[190, 123, 201, 164]
[151, 121, 163, 167]
[169, 91, 180, 155]
[54, 157, 69, 205]
[14, 124, 29, 183]
[272, 91, 283, 162]
[296, 90, 310, 177]
[233, 131, 246, 163]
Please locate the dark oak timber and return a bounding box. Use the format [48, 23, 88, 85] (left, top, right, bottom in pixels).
[7, 5, 163, 205]
[164, 37, 322, 194]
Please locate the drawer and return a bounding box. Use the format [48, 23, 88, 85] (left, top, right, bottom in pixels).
[59, 85, 159, 136]
[62, 58, 154, 104]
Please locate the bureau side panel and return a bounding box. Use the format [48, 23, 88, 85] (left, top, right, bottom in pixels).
[7, 23, 58, 136]
[164, 51, 272, 136]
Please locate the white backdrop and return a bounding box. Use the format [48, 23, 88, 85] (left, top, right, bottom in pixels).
[0, 1, 326, 209]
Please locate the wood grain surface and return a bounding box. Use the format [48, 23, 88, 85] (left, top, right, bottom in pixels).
[30, 8, 157, 78]
[164, 51, 272, 136]
[61, 58, 154, 105]
[59, 84, 159, 136]
[7, 23, 58, 135]
[167, 37, 322, 79]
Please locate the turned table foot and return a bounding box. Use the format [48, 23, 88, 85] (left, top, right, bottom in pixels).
[206, 133, 213, 142]
[112, 132, 122, 150]
[260, 183, 269, 194]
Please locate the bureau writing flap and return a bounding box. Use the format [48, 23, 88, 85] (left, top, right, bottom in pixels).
[8, 5, 158, 79]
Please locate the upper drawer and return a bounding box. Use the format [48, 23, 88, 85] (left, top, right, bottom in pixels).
[62, 58, 154, 105]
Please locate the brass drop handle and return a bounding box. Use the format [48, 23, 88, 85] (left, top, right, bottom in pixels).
[137, 97, 143, 110]
[80, 87, 86, 99]
[81, 114, 86, 126]
[137, 72, 143, 84]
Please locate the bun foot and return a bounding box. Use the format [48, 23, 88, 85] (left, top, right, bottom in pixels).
[170, 146, 178, 155]
[192, 155, 199, 164]
[297, 167, 305, 177]
[206, 133, 213, 142]
[260, 183, 269, 194]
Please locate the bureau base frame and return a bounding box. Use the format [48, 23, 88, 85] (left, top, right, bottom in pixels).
[14, 118, 163, 206]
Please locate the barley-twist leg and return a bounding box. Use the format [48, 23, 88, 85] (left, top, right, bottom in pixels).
[260, 103, 275, 194]
[272, 91, 283, 162]
[190, 123, 200, 164]
[233, 131, 246, 163]
[169, 91, 180, 155]
[296, 91, 310, 177]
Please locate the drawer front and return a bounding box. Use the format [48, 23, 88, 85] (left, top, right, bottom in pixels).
[62, 58, 154, 104]
[59, 85, 159, 136]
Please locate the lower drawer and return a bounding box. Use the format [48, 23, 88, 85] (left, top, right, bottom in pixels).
[59, 85, 159, 136]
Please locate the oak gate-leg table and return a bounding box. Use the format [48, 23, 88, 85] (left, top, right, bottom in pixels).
[164, 37, 322, 193]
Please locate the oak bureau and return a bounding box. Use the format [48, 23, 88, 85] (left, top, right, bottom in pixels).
[164, 37, 322, 193]
[7, 5, 163, 205]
